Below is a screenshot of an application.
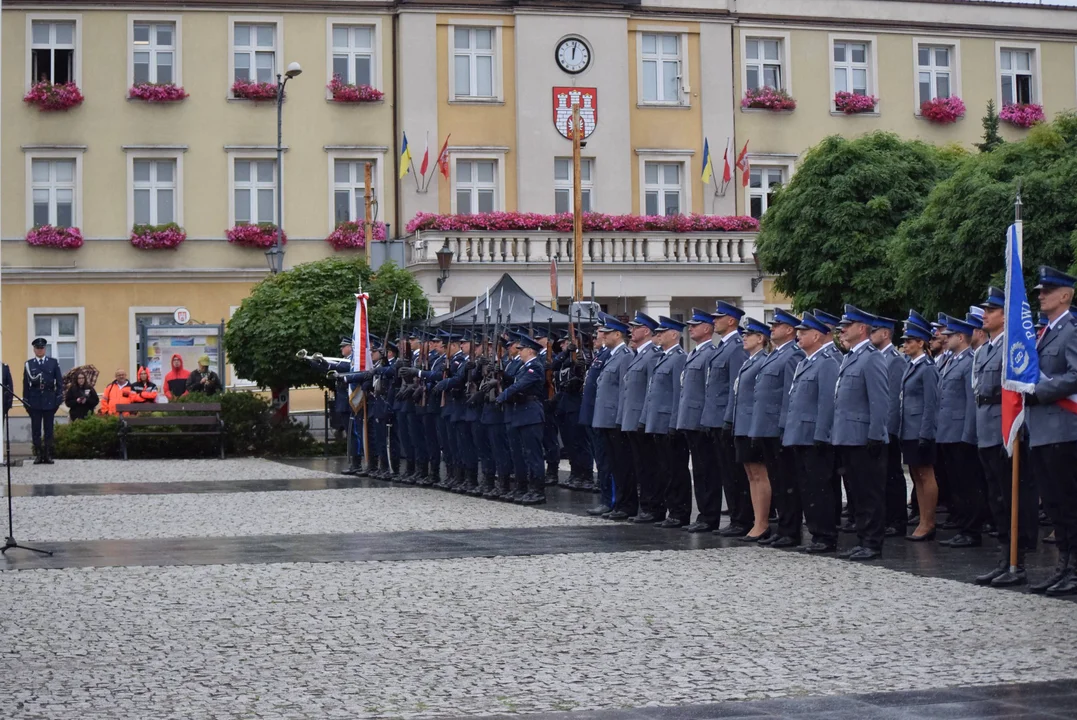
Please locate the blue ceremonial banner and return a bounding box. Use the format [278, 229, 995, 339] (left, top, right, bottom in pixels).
[1002, 222, 1038, 453]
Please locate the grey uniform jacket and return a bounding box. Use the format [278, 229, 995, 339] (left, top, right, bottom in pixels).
[619, 342, 661, 431]
[675, 340, 718, 431]
[726, 350, 767, 437]
[881, 346, 906, 436]
[592, 344, 633, 430]
[832, 342, 890, 446]
[899, 357, 939, 442]
[749, 341, 804, 439]
[1029, 315, 1077, 448]
[972, 338, 1004, 448]
[935, 349, 976, 445]
[782, 349, 840, 446]
[700, 333, 748, 429]
[642, 346, 687, 435]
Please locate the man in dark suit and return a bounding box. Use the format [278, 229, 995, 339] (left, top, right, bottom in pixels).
[23, 338, 64, 464]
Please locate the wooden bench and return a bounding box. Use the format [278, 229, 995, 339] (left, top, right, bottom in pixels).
[115, 403, 225, 460]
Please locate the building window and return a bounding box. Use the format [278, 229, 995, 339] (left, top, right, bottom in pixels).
[640, 33, 681, 103]
[332, 25, 374, 86]
[644, 162, 682, 216]
[132, 159, 176, 226]
[233, 159, 276, 225]
[31, 20, 76, 84]
[1000, 48, 1035, 106]
[333, 159, 376, 225]
[554, 158, 593, 214]
[453, 27, 495, 98]
[31, 158, 76, 228]
[748, 167, 785, 219]
[132, 22, 175, 85]
[916, 45, 952, 105]
[455, 159, 497, 214]
[745, 37, 783, 91]
[134, 312, 175, 371]
[233, 22, 276, 84]
[833, 40, 871, 96]
[33, 314, 78, 374]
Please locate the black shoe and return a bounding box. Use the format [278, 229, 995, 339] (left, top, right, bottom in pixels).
[905, 529, 936, 542]
[940, 520, 961, 530]
[838, 520, 857, 534]
[586, 504, 611, 516]
[757, 532, 779, 547]
[607, 510, 630, 521]
[845, 547, 882, 561]
[655, 517, 688, 528]
[1030, 554, 1069, 594]
[942, 534, 982, 548]
[545, 471, 559, 486]
[340, 467, 359, 476]
[738, 528, 772, 543]
[1045, 569, 1077, 596]
[907, 514, 920, 527]
[630, 513, 657, 524]
[991, 567, 1028, 588]
[1044, 531, 1057, 544]
[837, 545, 865, 559]
[884, 526, 900, 537]
[976, 560, 1008, 586]
[520, 491, 547, 506]
[769, 536, 800, 549]
[717, 524, 749, 538]
[32, 456, 45, 465]
[802, 541, 837, 554]
[1039, 509, 1051, 526]
[684, 521, 715, 533]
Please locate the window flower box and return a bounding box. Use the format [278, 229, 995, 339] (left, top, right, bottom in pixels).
[23, 81, 84, 112]
[26, 225, 84, 249]
[741, 87, 796, 112]
[919, 96, 966, 125]
[231, 80, 278, 101]
[328, 76, 384, 103]
[227, 223, 285, 249]
[129, 83, 188, 102]
[834, 91, 878, 114]
[327, 221, 388, 250]
[1000, 103, 1045, 129]
[405, 211, 759, 234]
[131, 223, 186, 249]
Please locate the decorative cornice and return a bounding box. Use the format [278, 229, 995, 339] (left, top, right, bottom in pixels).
[323, 145, 390, 153]
[0, 267, 271, 284]
[224, 144, 289, 152]
[447, 145, 511, 154]
[21, 144, 88, 152]
[122, 144, 190, 152]
[634, 148, 696, 156]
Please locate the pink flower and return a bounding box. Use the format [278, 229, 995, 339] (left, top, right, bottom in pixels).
[23, 81, 84, 112]
[128, 83, 188, 102]
[741, 87, 796, 112]
[231, 79, 278, 101]
[26, 225, 84, 249]
[227, 224, 287, 248]
[833, 91, 878, 114]
[326, 221, 388, 250]
[327, 76, 385, 103]
[130, 223, 187, 249]
[999, 103, 1045, 129]
[919, 96, 966, 125]
[405, 212, 758, 235]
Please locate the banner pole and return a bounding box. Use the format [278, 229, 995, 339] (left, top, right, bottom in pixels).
[1010, 446, 1020, 573]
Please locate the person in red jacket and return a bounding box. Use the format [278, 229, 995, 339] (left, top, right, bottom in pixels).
[123, 367, 159, 404]
[163, 354, 190, 400]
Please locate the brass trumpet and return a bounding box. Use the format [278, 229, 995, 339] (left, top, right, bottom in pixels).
[296, 349, 349, 365]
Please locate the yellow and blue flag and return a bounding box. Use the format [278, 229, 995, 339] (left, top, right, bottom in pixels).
[399, 133, 413, 179]
[701, 138, 714, 185]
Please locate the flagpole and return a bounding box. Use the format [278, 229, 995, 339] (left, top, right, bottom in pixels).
[364, 163, 373, 265]
[572, 103, 584, 305]
[1009, 183, 1023, 575]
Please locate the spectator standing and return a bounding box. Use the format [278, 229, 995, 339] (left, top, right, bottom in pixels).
[163, 354, 190, 400]
[100, 369, 131, 415]
[123, 367, 159, 404]
[185, 355, 222, 396]
[64, 371, 99, 421]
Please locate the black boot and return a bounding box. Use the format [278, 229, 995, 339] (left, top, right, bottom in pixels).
[32, 446, 44, 465]
[397, 460, 414, 484]
[522, 474, 547, 505]
[991, 554, 1028, 588]
[1046, 554, 1077, 596]
[430, 461, 443, 487]
[494, 474, 513, 501]
[545, 468, 559, 486]
[415, 461, 433, 487]
[975, 555, 1008, 586]
[1030, 552, 1069, 594]
[480, 473, 497, 498]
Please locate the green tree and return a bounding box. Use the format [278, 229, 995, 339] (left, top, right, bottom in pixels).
[976, 99, 1005, 153]
[755, 132, 963, 318]
[224, 258, 428, 404]
[892, 113, 1077, 317]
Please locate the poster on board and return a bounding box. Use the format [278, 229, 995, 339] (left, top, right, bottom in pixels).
[139, 322, 226, 397]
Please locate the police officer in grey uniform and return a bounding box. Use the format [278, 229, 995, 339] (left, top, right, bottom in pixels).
[23, 338, 64, 464]
[677, 309, 719, 532]
[621, 312, 662, 523]
[898, 312, 940, 542]
[592, 314, 635, 520]
[869, 316, 907, 535]
[643, 316, 691, 527]
[726, 318, 772, 541]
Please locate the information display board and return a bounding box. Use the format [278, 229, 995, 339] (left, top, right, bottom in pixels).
[139, 322, 226, 391]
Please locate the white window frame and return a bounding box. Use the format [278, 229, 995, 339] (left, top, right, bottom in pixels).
[24, 149, 84, 232]
[325, 17, 382, 97]
[636, 28, 690, 107]
[636, 151, 693, 217]
[912, 37, 961, 114]
[227, 15, 284, 98]
[25, 14, 83, 90]
[129, 307, 178, 379]
[742, 155, 796, 218]
[326, 151, 385, 231]
[450, 152, 505, 214]
[828, 33, 879, 112]
[28, 307, 86, 371]
[126, 148, 184, 230]
[554, 157, 594, 214]
[995, 42, 1042, 108]
[227, 149, 282, 227]
[447, 21, 504, 103]
[740, 29, 791, 96]
[127, 14, 183, 89]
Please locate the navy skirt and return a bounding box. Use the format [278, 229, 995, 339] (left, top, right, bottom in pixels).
[902, 439, 936, 467]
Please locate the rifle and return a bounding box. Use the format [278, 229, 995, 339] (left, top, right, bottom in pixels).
[441, 316, 454, 408]
[467, 295, 479, 395]
[545, 314, 555, 400]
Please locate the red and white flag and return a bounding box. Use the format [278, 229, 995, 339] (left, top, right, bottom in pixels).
[736, 140, 750, 187]
[722, 136, 735, 184]
[437, 134, 452, 179]
[349, 291, 372, 413]
[419, 133, 430, 177]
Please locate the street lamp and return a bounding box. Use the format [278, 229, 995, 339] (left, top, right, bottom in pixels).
[266, 61, 303, 274]
[435, 243, 454, 293]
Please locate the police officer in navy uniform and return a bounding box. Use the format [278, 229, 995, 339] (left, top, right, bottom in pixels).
[899, 312, 941, 542]
[642, 317, 691, 527]
[677, 309, 719, 532]
[620, 311, 661, 522]
[592, 314, 635, 520]
[582, 329, 613, 515]
[23, 338, 64, 464]
[497, 333, 548, 505]
[869, 315, 908, 536]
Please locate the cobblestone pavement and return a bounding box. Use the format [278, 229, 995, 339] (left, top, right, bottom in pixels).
[12, 488, 602, 541]
[3, 549, 1076, 719]
[6, 458, 340, 485]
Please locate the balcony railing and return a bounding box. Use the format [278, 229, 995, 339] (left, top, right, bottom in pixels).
[406, 231, 757, 266]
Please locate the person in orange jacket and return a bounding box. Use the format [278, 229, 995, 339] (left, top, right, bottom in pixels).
[123, 367, 159, 404]
[100, 368, 131, 415]
[163, 353, 190, 400]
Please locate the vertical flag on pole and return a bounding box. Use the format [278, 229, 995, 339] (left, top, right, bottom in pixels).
[550, 258, 559, 311]
[736, 140, 751, 187]
[437, 134, 452, 179]
[399, 133, 413, 179]
[1001, 222, 1038, 456]
[419, 132, 431, 177]
[700, 138, 714, 185]
[349, 290, 373, 412]
[722, 137, 734, 185]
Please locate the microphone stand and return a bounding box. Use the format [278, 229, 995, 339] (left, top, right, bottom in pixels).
[2, 382, 52, 556]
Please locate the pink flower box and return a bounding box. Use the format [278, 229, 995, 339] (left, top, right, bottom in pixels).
[405, 212, 759, 235]
[1000, 103, 1045, 129]
[328, 76, 385, 103]
[129, 83, 188, 102]
[326, 221, 388, 250]
[26, 225, 84, 249]
[741, 87, 796, 112]
[227, 224, 286, 249]
[919, 96, 966, 125]
[834, 91, 878, 114]
[231, 79, 278, 101]
[131, 223, 187, 249]
[23, 81, 84, 111]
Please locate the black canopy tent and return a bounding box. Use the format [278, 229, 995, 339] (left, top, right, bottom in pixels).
[428, 273, 582, 327]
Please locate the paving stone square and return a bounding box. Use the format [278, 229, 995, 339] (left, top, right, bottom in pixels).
[5, 458, 340, 486]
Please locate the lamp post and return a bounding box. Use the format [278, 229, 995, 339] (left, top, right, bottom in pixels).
[266, 61, 303, 275]
[435, 243, 454, 293]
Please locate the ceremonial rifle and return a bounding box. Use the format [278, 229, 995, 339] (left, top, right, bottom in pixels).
[545, 313, 555, 401]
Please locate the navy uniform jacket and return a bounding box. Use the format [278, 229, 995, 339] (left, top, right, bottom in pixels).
[972, 337, 1003, 448]
[899, 356, 939, 442]
[880, 345, 906, 436]
[1029, 313, 1077, 448]
[496, 356, 545, 427]
[642, 345, 687, 435]
[619, 341, 661, 432]
[726, 350, 766, 436]
[832, 341, 889, 446]
[552, 349, 582, 415]
[675, 340, 717, 431]
[935, 348, 975, 444]
[592, 344, 633, 430]
[437, 351, 467, 420]
[417, 351, 446, 415]
[23, 356, 64, 412]
[820, 341, 841, 362]
[782, 348, 840, 446]
[749, 340, 804, 439]
[579, 346, 610, 427]
[501, 354, 522, 425]
[3, 363, 13, 415]
[701, 332, 748, 429]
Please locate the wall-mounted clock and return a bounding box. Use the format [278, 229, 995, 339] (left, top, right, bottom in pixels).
[556, 37, 591, 75]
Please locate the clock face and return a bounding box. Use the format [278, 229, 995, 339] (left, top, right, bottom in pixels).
[556, 38, 591, 74]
